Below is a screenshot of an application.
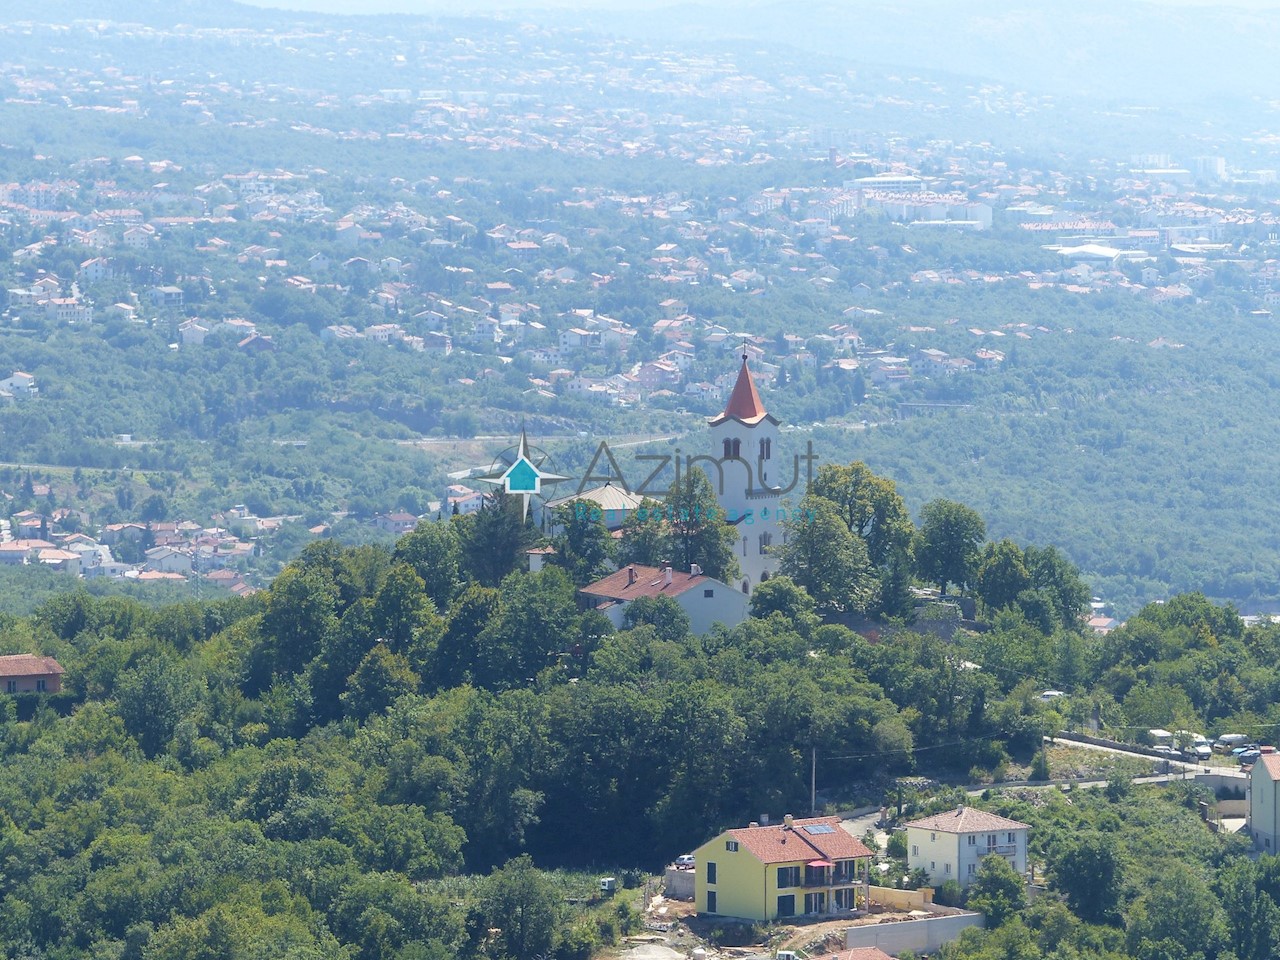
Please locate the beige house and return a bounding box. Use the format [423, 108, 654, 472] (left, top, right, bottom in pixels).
[903, 806, 1029, 886]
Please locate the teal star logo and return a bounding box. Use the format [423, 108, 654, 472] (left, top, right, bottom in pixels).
[480, 430, 568, 519]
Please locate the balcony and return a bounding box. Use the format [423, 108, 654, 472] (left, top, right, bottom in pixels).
[983, 844, 1017, 856]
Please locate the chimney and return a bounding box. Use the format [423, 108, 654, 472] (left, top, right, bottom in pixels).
[691, 563, 702, 577]
[749, 821, 759, 829]
[784, 814, 794, 830]
[760, 813, 769, 825]
[626, 566, 636, 586]
[664, 563, 673, 586]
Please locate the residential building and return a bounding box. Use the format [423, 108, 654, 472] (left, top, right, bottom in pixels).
[0, 654, 65, 693]
[375, 512, 420, 536]
[1249, 754, 1280, 852]
[147, 285, 185, 308]
[903, 806, 1030, 886]
[579, 562, 749, 635]
[694, 815, 875, 921]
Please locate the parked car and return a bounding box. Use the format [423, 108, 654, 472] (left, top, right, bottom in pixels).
[1239, 750, 1262, 765]
[1232, 743, 1261, 757]
[675, 854, 695, 868]
[1186, 744, 1213, 761]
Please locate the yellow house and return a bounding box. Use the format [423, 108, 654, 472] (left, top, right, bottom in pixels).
[694, 815, 874, 921]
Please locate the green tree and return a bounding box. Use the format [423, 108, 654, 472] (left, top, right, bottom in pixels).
[456, 493, 538, 587]
[664, 468, 739, 583]
[916, 499, 986, 595]
[343, 643, 421, 721]
[966, 853, 1026, 928]
[616, 498, 671, 569]
[623, 595, 691, 643]
[977, 539, 1031, 614]
[1126, 863, 1229, 960]
[549, 504, 615, 586]
[779, 496, 876, 614]
[748, 574, 819, 633]
[429, 585, 500, 690]
[115, 655, 200, 757]
[481, 855, 560, 960]
[811, 460, 914, 567]
[1050, 833, 1124, 924]
[394, 521, 462, 610]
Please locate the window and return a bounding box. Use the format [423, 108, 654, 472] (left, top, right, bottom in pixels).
[945, 863, 951, 875]
[804, 892, 826, 915]
[706, 891, 717, 914]
[4, 681, 13, 694]
[968, 864, 976, 877]
[930, 861, 936, 871]
[725, 840, 738, 852]
[776, 894, 795, 917]
[777, 866, 800, 888]
[1007, 832, 1015, 843]
[707, 862, 717, 884]
[704, 589, 715, 598]
[967, 835, 976, 846]
[759, 532, 772, 555]
[759, 438, 771, 461]
[911, 845, 918, 857]
[35, 679, 45, 692]
[930, 833, 936, 841]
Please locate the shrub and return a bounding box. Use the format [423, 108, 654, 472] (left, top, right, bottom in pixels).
[886, 830, 908, 859]
[935, 879, 964, 907]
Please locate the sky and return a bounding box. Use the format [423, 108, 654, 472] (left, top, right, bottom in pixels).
[237, 0, 1280, 10]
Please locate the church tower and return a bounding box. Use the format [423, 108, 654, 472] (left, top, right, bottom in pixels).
[707, 354, 782, 594]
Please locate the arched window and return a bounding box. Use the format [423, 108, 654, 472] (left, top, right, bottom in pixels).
[759, 438, 771, 461]
[723, 438, 733, 459]
[731, 438, 741, 459]
[742, 580, 750, 594]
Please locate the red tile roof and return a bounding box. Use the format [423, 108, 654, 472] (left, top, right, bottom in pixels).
[581, 564, 712, 601]
[726, 816, 874, 865]
[708, 356, 776, 426]
[1257, 754, 1280, 780]
[903, 806, 1029, 834]
[821, 950, 894, 960]
[0, 654, 64, 678]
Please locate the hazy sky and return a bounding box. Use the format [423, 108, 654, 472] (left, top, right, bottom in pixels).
[238, 0, 1280, 10]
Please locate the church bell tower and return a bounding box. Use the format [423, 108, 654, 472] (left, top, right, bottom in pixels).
[707, 354, 782, 593]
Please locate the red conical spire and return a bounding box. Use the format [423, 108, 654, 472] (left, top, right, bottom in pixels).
[709, 353, 773, 426]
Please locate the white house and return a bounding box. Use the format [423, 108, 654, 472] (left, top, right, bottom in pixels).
[579, 563, 749, 635]
[902, 806, 1030, 887]
[1248, 754, 1280, 853]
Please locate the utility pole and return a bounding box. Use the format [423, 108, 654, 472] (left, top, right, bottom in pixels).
[811, 746, 817, 815]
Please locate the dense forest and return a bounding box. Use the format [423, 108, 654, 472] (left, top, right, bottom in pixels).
[0, 455, 1275, 957]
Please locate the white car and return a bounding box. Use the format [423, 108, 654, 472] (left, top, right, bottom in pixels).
[675, 854, 695, 868]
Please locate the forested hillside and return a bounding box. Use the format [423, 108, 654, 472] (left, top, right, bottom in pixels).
[0, 496, 1276, 958]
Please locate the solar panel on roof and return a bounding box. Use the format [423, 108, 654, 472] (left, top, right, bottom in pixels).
[802, 824, 835, 835]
